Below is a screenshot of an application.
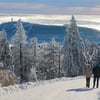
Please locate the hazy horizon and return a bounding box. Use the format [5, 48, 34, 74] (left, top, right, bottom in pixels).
[0, 14, 100, 31]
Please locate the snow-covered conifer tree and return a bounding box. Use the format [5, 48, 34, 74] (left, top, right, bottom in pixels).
[62, 15, 87, 77]
[89, 43, 100, 65]
[51, 38, 62, 77]
[31, 38, 37, 58]
[29, 65, 38, 82]
[28, 38, 38, 81]
[11, 19, 27, 45]
[11, 19, 28, 82]
[36, 38, 61, 80]
[0, 30, 13, 69]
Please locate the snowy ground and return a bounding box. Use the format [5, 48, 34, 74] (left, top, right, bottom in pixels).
[0, 76, 100, 100]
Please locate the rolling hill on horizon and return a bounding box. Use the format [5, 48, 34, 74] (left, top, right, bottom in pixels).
[0, 21, 100, 44]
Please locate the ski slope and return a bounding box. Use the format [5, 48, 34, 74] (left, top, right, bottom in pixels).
[0, 77, 100, 100]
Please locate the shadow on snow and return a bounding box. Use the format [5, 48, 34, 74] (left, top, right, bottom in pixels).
[67, 88, 93, 92]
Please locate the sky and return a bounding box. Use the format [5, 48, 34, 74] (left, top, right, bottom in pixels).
[0, 0, 100, 15]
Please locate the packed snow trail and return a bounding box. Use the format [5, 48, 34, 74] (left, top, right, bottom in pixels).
[1, 77, 100, 100]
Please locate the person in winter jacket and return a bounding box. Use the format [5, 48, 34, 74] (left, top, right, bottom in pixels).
[93, 63, 100, 88]
[84, 65, 92, 88]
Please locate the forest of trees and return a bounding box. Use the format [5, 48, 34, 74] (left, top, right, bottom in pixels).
[0, 16, 100, 86]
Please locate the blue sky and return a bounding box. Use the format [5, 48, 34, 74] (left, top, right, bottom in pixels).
[0, 0, 100, 7]
[0, 0, 100, 14]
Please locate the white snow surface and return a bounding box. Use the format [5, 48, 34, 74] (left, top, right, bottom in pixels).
[0, 76, 100, 100]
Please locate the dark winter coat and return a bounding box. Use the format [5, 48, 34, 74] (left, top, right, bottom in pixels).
[93, 64, 100, 77]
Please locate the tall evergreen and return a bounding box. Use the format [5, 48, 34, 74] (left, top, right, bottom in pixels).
[0, 30, 13, 69]
[11, 19, 28, 82]
[62, 15, 87, 77]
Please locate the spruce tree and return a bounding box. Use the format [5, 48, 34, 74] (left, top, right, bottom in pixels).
[0, 30, 13, 69]
[11, 19, 28, 82]
[62, 15, 87, 77]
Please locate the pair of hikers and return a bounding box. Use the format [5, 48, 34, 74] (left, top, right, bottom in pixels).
[84, 63, 100, 88]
